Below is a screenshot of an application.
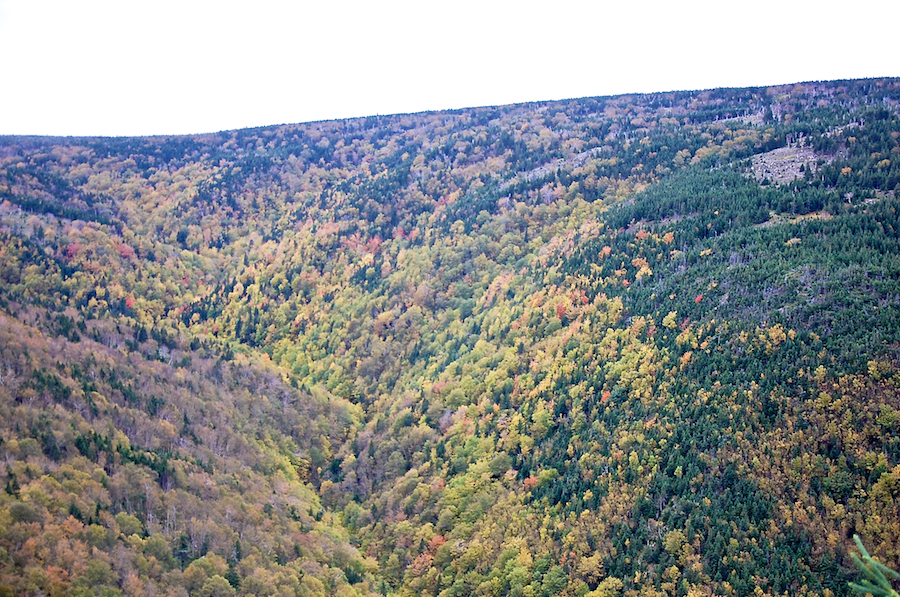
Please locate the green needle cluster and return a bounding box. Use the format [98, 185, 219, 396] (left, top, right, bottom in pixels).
[851, 535, 900, 597]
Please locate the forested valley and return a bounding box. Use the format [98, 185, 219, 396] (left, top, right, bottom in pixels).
[1, 78, 899, 597]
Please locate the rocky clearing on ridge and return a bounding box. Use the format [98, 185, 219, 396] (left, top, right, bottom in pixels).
[750, 144, 826, 184]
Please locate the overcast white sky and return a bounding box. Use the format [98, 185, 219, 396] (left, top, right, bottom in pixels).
[1, 0, 897, 137]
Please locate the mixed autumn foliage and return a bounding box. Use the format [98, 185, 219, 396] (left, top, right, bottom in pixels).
[1, 78, 900, 597]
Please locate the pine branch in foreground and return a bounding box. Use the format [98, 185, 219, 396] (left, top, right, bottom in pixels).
[850, 535, 900, 597]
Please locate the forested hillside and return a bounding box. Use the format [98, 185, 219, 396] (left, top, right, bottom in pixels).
[1, 78, 899, 597]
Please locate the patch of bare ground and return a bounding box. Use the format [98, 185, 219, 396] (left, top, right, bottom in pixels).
[860, 189, 896, 204]
[756, 210, 834, 228]
[499, 146, 612, 192]
[719, 110, 765, 126]
[750, 144, 827, 184]
[624, 212, 693, 234]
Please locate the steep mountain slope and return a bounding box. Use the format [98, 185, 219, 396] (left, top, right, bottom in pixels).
[0, 78, 899, 597]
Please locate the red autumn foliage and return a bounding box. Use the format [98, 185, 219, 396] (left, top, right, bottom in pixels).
[427, 535, 446, 554]
[117, 243, 135, 259]
[409, 553, 434, 576]
[366, 235, 383, 253]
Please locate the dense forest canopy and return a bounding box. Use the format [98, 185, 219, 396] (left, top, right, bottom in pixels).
[1, 78, 899, 597]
